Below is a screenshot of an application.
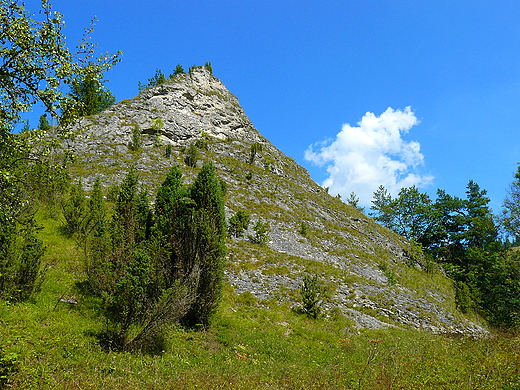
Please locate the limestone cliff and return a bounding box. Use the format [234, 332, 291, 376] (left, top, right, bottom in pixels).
[63, 66, 487, 336]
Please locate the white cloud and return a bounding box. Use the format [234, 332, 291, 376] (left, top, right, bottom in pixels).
[305, 107, 433, 206]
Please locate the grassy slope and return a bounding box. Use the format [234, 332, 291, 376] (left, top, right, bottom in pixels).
[1, 212, 519, 389]
[67, 133, 480, 332]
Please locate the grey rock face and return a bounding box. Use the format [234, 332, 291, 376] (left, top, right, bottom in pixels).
[62, 66, 488, 337]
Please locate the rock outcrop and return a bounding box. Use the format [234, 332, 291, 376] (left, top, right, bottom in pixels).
[63, 66, 488, 337]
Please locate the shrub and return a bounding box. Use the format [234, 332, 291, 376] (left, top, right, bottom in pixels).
[0, 348, 18, 387]
[170, 63, 185, 78]
[204, 61, 213, 75]
[298, 221, 308, 236]
[138, 69, 166, 92]
[151, 118, 164, 146]
[128, 124, 142, 152]
[0, 208, 46, 302]
[88, 163, 227, 350]
[248, 219, 270, 245]
[62, 180, 88, 236]
[184, 143, 198, 168]
[228, 211, 251, 238]
[165, 144, 173, 158]
[248, 142, 262, 165]
[300, 272, 323, 319]
[182, 162, 227, 328]
[455, 281, 476, 314]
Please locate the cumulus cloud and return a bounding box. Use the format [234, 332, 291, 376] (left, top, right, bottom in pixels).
[305, 107, 433, 206]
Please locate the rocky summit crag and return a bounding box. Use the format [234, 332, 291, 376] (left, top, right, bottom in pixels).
[62, 66, 487, 336]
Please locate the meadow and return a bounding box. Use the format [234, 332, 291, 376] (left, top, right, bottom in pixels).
[1, 212, 519, 389]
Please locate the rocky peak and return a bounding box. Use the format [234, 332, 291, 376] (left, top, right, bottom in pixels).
[84, 66, 261, 147]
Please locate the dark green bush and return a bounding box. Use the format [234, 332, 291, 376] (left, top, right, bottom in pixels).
[165, 144, 173, 158]
[248, 219, 270, 245]
[300, 272, 323, 319]
[298, 221, 308, 236]
[138, 69, 166, 92]
[184, 143, 198, 168]
[0, 348, 18, 387]
[228, 211, 251, 238]
[128, 124, 142, 152]
[248, 142, 262, 165]
[87, 163, 227, 350]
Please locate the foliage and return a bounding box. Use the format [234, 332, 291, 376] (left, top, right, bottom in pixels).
[502, 164, 520, 242]
[0, 0, 119, 303]
[204, 61, 213, 75]
[227, 210, 251, 238]
[369, 185, 394, 228]
[248, 219, 270, 245]
[0, 1, 120, 129]
[184, 143, 198, 167]
[69, 66, 116, 116]
[0, 131, 50, 302]
[391, 186, 435, 242]
[164, 143, 173, 158]
[151, 118, 164, 146]
[62, 180, 88, 236]
[346, 191, 364, 213]
[128, 124, 142, 151]
[183, 162, 227, 328]
[83, 164, 227, 349]
[170, 63, 185, 78]
[455, 281, 477, 314]
[369, 180, 518, 325]
[248, 142, 263, 165]
[37, 114, 52, 131]
[298, 221, 308, 236]
[0, 347, 18, 388]
[300, 272, 323, 318]
[138, 69, 166, 92]
[0, 221, 46, 303]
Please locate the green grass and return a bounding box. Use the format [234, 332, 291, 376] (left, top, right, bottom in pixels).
[1, 214, 519, 389]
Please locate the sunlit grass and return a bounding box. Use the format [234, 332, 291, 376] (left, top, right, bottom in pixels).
[1, 212, 519, 389]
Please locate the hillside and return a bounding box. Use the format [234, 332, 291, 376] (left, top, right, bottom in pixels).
[62, 66, 486, 336]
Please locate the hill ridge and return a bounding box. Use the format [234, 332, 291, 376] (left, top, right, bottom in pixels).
[63, 66, 487, 336]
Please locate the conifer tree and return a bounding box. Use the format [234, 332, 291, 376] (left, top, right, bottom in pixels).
[153, 166, 197, 285]
[69, 68, 116, 116]
[170, 63, 185, 78]
[37, 114, 52, 131]
[370, 185, 394, 228]
[183, 162, 227, 327]
[502, 164, 520, 243]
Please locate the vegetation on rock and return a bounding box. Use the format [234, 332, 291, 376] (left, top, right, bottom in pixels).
[3, 1, 520, 387]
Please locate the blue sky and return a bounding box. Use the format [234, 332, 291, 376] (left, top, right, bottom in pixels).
[23, 0, 520, 212]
